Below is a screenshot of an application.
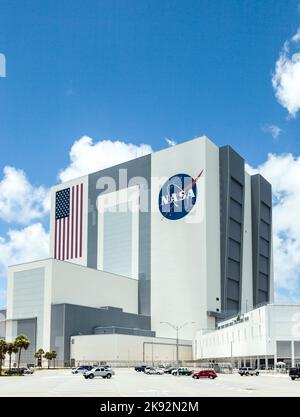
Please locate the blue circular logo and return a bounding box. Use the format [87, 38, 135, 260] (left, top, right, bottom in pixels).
[159, 173, 198, 220]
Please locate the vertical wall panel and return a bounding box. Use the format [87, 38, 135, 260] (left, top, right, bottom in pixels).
[219, 146, 245, 318]
[87, 155, 151, 316]
[251, 174, 272, 307]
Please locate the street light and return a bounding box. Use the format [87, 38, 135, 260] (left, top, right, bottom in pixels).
[160, 321, 195, 365]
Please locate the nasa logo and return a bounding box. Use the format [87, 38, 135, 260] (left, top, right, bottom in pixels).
[159, 171, 203, 220]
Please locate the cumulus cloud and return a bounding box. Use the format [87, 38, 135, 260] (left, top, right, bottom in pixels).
[261, 124, 283, 140]
[272, 29, 300, 117]
[0, 166, 50, 224]
[292, 28, 300, 43]
[58, 136, 153, 182]
[165, 137, 177, 147]
[249, 153, 300, 300]
[0, 223, 50, 307]
[0, 223, 49, 272]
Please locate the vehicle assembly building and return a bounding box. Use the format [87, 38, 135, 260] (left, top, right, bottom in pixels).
[3, 136, 275, 365]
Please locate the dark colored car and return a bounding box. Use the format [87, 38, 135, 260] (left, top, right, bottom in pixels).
[164, 367, 178, 374]
[289, 367, 300, 380]
[134, 365, 147, 372]
[20, 367, 34, 374]
[5, 368, 24, 375]
[192, 369, 217, 379]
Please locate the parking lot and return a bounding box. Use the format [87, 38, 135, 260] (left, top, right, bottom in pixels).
[0, 368, 299, 397]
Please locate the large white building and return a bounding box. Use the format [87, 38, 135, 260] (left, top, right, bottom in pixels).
[194, 304, 300, 369]
[3, 136, 274, 365]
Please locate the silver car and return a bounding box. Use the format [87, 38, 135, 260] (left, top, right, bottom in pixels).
[83, 366, 115, 379]
[238, 367, 259, 376]
[145, 367, 164, 375]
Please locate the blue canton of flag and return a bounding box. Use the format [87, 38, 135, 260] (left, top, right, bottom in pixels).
[55, 188, 70, 219]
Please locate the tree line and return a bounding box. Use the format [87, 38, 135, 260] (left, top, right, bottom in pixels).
[0, 335, 57, 375]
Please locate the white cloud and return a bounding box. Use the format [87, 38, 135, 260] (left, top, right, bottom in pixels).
[165, 137, 177, 147]
[261, 124, 283, 140]
[292, 28, 300, 43]
[58, 136, 153, 182]
[0, 223, 49, 272]
[272, 29, 300, 117]
[249, 153, 300, 299]
[0, 166, 50, 224]
[0, 223, 50, 307]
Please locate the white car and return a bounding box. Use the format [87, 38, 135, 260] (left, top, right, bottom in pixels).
[72, 366, 93, 374]
[145, 367, 164, 375]
[238, 367, 259, 376]
[83, 367, 115, 379]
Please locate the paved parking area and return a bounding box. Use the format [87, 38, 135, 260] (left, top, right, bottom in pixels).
[0, 369, 299, 397]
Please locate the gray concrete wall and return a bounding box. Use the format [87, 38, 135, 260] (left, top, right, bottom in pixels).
[87, 154, 151, 316]
[51, 303, 152, 364]
[251, 174, 272, 306]
[0, 309, 6, 339]
[219, 146, 245, 317]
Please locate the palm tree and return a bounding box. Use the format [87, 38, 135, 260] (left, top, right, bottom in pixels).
[6, 342, 18, 372]
[0, 340, 8, 376]
[34, 349, 44, 368]
[51, 351, 57, 369]
[15, 335, 30, 372]
[44, 352, 53, 369]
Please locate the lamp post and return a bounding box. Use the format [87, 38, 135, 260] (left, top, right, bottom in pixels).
[160, 321, 195, 365]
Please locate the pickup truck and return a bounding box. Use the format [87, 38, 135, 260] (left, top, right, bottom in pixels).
[83, 367, 115, 379]
[289, 367, 300, 380]
[171, 367, 193, 376]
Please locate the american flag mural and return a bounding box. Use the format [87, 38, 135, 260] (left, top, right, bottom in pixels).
[54, 183, 83, 260]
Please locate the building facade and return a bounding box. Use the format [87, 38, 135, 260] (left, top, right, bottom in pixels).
[4, 136, 273, 365]
[194, 304, 300, 369]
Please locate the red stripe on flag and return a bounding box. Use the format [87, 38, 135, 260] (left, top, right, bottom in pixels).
[66, 216, 69, 260]
[80, 183, 83, 258]
[62, 217, 65, 261]
[75, 184, 79, 258]
[58, 219, 61, 260]
[71, 186, 74, 259]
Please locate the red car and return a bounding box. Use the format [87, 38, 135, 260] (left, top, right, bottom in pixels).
[192, 369, 217, 379]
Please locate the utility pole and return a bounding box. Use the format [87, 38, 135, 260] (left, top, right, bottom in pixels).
[160, 321, 195, 365]
[176, 326, 179, 365]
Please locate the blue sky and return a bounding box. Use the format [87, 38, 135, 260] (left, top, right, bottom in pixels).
[0, 0, 300, 307]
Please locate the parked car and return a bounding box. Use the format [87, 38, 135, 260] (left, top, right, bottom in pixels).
[72, 365, 93, 374]
[238, 367, 259, 376]
[192, 369, 217, 379]
[83, 366, 115, 379]
[145, 367, 164, 375]
[20, 367, 34, 374]
[5, 367, 33, 375]
[134, 365, 147, 372]
[289, 367, 300, 380]
[171, 367, 193, 376]
[164, 367, 178, 374]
